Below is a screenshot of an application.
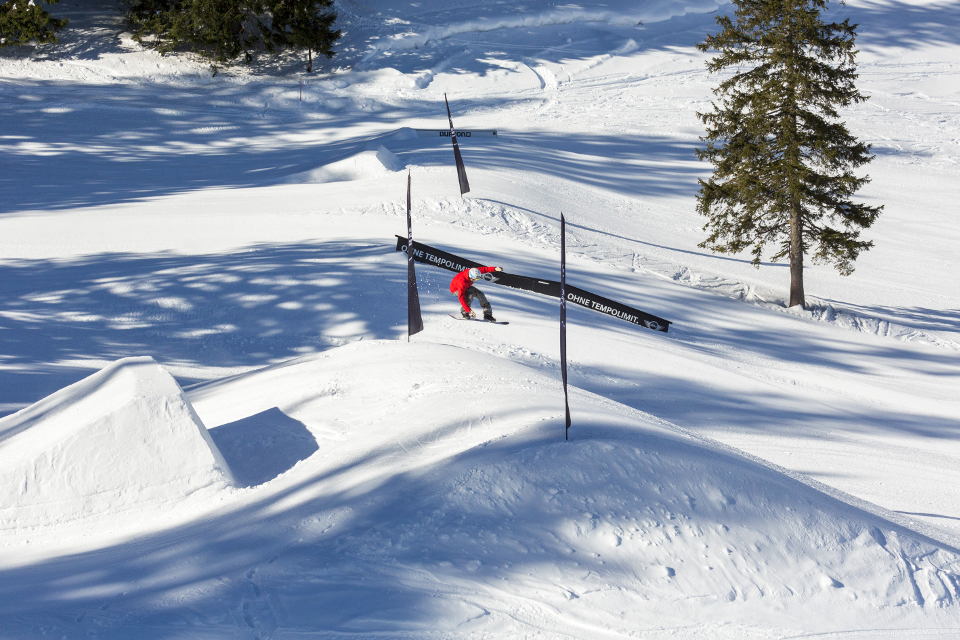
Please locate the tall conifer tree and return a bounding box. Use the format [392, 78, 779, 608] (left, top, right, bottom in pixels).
[696, 0, 882, 308]
[270, 0, 339, 73]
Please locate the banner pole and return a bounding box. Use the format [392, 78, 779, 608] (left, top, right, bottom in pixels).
[406, 170, 424, 340]
[444, 93, 471, 195]
[560, 214, 571, 440]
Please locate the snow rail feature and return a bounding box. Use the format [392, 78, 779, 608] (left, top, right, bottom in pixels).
[394, 236, 670, 333]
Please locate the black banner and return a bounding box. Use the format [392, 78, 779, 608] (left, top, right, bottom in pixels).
[406, 172, 424, 339]
[415, 129, 498, 137]
[564, 285, 670, 332]
[394, 236, 671, 333]
[444, 93, 471, 195]
[560, 214, 571, 440]
[395, 235, 478, 273]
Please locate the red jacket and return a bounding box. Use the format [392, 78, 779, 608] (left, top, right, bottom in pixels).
[450, 266, 499, 312]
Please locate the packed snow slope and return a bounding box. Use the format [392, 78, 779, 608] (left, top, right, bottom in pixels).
[2, 342, 959, 639]
[2, 0, 960, 638]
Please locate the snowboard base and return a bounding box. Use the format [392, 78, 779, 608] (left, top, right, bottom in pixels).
[449, 314, 509, 325]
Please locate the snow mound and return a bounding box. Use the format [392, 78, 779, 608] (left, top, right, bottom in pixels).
[293, 146, 405, 183]
[187, 341, 960, 630]
[0, 357, 233, 532]
[400, 436, 960, 617]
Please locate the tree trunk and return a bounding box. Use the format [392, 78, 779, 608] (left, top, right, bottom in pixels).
[788, 206, 805, 308]
[785, 63, 805, 309]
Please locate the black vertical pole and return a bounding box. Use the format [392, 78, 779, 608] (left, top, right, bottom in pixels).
[444, 93, 471, 195]
[407, 171, 424, 340]
[560, 214, 571, 440]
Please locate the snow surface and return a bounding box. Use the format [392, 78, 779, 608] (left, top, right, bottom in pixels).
[1, 0, 960, 637]
[0, 356, 233, 536]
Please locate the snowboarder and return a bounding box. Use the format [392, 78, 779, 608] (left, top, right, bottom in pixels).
[450, 265, 503, 321]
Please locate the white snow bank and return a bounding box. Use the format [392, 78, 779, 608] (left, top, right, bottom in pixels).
[187, 340, 960, 631]
[1, 342, 957, 637]
[289, 145, 405, 183]
[0, 357, 233, 532]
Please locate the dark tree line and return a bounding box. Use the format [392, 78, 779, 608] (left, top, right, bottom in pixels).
[125, 0, 339, 70]
[1, 0, 340, 72]
[0, 0, 68, 47]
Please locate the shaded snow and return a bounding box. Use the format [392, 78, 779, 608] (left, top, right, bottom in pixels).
[1, 341, 957, 638]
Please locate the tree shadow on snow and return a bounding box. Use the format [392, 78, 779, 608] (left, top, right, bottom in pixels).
[818, 300, 960, 336]
[831, 0, 960, 52]
[0, 80, 427, 214]
[0, 240, 407, 413]
[0, 415, 955, 638]
[5, 2, 947, 217]
[0, 77, 704, 215]
[0, 0, 125, 63]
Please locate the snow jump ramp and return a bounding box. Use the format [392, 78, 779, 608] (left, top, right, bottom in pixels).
[0, 357, 234, 530]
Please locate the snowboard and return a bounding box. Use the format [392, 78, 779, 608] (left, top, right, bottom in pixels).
[449, 314, 509, 325]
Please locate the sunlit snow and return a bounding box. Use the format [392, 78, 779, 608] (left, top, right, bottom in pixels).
[1, 0, 959, 638]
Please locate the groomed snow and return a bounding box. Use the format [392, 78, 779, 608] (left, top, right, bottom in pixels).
[1, 0, 959, 637]
[0, 357, 232, 538]
[290, 144, 406, 183]
[1, 341, 958, 638]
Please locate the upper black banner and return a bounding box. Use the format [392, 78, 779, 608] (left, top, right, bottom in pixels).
[394, 236, 670, 333]
[414, 129, 499, 137]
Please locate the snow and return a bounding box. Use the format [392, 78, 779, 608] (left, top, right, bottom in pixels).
[291, 145, 406, 183]
[1, 0, 960, 637]
[0, 356, 233, 541]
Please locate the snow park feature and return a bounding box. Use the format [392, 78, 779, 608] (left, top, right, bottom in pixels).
[2, 0, 960, 638]
[0, 357, 233, 538]
[395, 235, 672, 331]
[292, 145, 405, 184]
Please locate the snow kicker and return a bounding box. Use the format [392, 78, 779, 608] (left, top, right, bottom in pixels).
[394, 236, 671, 333]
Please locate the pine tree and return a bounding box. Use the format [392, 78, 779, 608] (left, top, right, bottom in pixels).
[169, 0, 249, 63]
[269, 0, 339, 73]
[127, 0, 250, 64]
[0, 0, 68, 48]
[125, 0, 181, 34]
[125, 0, 340, 69]
[695, 0, 882, 309]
